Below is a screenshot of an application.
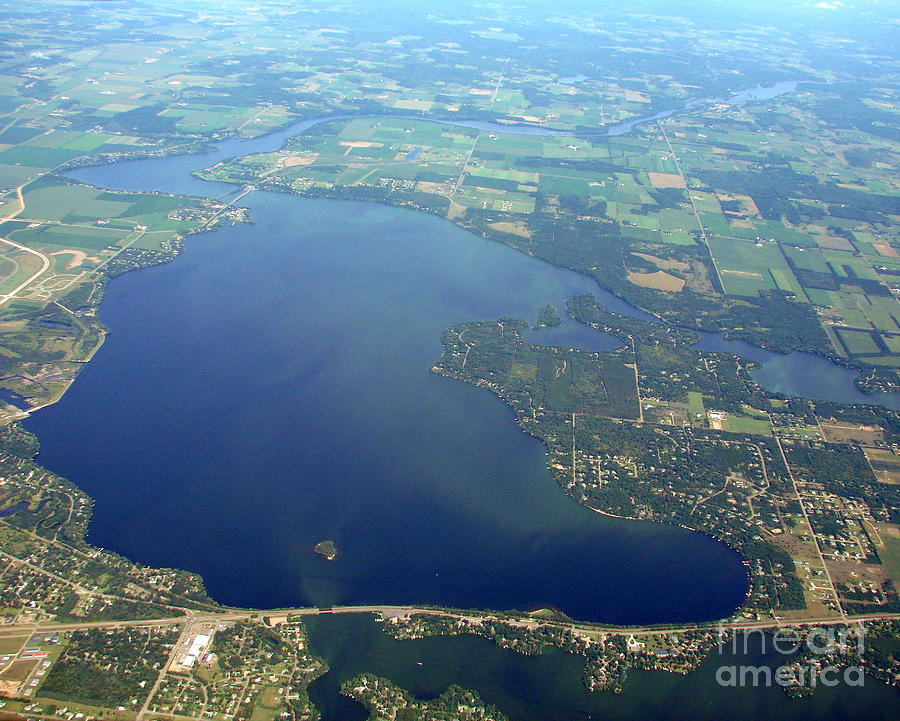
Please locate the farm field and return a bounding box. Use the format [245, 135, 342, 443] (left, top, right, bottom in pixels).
[0, 0, 893, 399]
[205, 83, 900, 389]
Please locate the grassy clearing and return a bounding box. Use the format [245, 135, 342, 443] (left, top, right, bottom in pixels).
[0, 635, 27, 655]
[877, 524, 900, 589]
[687, 391, 705, 417]
[627, 270, 684, 291]
[725, 414, 771, 435]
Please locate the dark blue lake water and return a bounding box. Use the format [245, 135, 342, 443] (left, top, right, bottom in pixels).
[65, 106, 899, 410]
[24, 188, 748, 623]
[24, 99, 894, 622]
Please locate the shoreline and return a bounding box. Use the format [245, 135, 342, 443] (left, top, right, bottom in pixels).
[4, 93, 892, 632]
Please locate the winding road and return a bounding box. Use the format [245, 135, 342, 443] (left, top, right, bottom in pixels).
[0, 184, 51, 308]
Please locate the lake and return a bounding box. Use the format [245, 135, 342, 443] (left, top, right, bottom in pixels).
[24, 187, 748, 623]
[304, 614, 900, 721]
[23, 104, 893, 622]
[62, 111, 900, 411]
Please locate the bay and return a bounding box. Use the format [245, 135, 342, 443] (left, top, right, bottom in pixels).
[25, 190, 747, 622]
[304, 614, 900, 721]
[26, 87, 893, 622]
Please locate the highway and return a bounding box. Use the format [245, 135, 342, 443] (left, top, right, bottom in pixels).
[1, 603, 897, 641]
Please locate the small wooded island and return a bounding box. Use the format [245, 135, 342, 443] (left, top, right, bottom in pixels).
[534, 304, 562, 329]
[314, 540, 338, 561]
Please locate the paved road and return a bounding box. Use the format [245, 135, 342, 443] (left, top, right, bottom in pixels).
[1, 604, 897, 640]
[0, 184, 51, 307]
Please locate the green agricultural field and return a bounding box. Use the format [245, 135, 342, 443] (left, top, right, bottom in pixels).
[837, 328, 883, 356]
[724, 414, 772, 435]
[127, 229, 181, 251]
[782, 245, 832, 273]
[853, 354, 900, 368]
[708, 237, 806, 299]
[0, 145, 80, 169]
[9, 224, 127, 251]
[0, 0, 898, 395]
[61, 133, 115, 152]
[0, 164, 43, 189]
[20, 185, 132, 223]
